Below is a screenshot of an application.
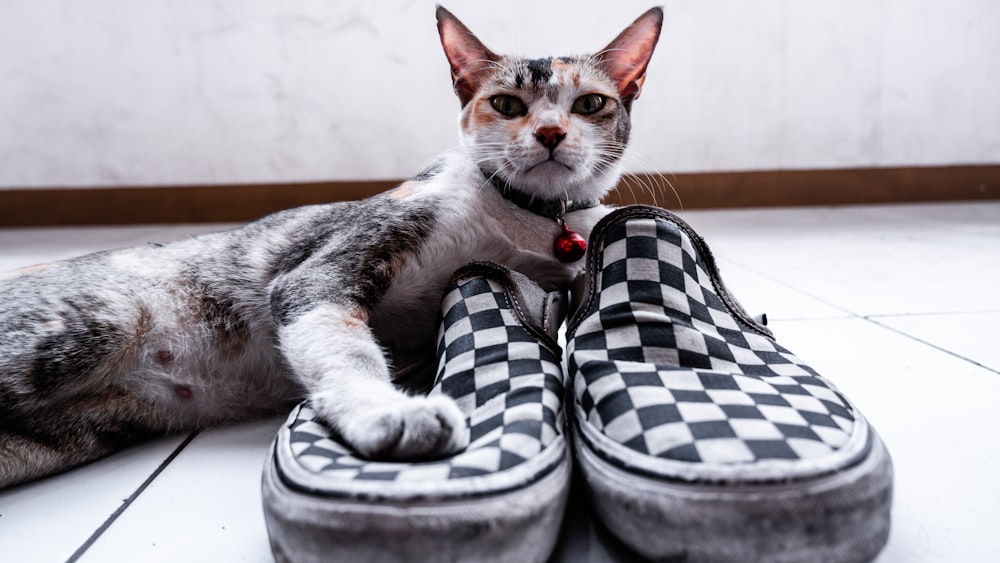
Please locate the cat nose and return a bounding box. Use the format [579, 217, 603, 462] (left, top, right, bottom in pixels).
[534, 125, 566, 150]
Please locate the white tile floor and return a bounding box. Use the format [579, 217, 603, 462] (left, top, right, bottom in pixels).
[1, 201, 998, 562]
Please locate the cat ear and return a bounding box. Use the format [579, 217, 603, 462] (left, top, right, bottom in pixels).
[596, 7, 663, 110]
[436, 6, 498, 107]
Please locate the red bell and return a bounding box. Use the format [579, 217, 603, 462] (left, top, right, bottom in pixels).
[554, 224, 587, 263]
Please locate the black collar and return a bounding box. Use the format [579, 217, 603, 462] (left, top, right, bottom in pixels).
[482, 170, 598, 219]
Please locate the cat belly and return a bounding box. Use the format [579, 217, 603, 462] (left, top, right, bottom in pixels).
[0, 250, 295, 488]
[111, 297, 294, 426]
[0, 249, 296, 431]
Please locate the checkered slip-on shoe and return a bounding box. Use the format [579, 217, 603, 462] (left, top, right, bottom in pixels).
[567, 206, 893, 562]
[262, 262, 570, 563]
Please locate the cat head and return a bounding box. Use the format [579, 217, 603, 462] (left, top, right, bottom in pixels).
[437, 6, 662, 204]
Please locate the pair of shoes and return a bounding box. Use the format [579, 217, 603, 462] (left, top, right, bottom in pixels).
[261, 206, 893, 562]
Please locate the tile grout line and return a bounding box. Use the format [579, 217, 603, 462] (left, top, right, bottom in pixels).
[65, 431, 200, 563]
[718, 256, 868, 320]
[723, 255, 1000, 375]
[862, 316, 1000, 376]
[866, 309, 1000, 319]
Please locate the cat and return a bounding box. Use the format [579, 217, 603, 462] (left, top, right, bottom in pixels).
[0, 6, 662, 488]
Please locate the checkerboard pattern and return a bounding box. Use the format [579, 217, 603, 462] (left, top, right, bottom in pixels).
[569, 207, 859, 465]
[281, 264, 566, 488]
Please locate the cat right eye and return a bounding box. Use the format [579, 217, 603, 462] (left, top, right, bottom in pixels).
[490, 95, 527, 117]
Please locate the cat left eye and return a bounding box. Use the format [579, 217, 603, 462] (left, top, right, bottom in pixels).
[490, 95, 528, 117]
[572, 94, 607, 115]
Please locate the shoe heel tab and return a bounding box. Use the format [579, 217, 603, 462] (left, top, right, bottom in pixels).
[448, 261, 566, 349]
[500, 266, 567, 347]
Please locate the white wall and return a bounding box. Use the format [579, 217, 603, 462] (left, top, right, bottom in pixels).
[1, 0, 998, 188]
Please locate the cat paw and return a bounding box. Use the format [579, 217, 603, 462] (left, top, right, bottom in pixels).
[342, 395, 469, 460]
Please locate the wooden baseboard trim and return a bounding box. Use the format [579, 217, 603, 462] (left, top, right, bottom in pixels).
[1, 165, 998, 227]
[609, 165, 1000, 210]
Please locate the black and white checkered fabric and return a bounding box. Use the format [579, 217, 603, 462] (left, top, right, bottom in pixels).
[569, 207, 870, 475]
[276, 264, 566, 499]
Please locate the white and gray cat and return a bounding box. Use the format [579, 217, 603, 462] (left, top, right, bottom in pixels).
[0, 6, 662, 488]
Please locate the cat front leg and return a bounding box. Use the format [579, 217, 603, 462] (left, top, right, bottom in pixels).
[502, 247, 582, 292]
[276, 303, 468, 459]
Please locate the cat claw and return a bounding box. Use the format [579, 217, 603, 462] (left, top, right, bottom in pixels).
[342, 395, 469, 460]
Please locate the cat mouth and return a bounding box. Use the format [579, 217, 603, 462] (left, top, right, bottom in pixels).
[526, 157, 573, 174]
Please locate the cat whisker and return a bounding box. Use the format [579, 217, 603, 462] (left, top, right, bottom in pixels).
[617, 148, 683, 210]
